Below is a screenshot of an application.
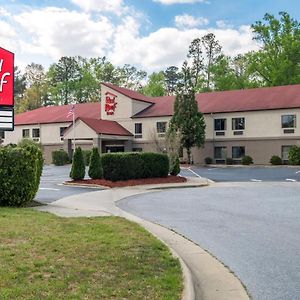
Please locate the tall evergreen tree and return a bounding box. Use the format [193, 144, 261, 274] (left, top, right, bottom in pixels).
[168, 62, 206, 164]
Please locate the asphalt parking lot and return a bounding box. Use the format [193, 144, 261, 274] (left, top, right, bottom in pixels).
[35, 165, 99, 204]
[118, 182, 300, 300]
[180, 166, 300, 182]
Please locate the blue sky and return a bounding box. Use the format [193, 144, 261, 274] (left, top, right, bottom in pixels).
[0, 0, 299, 72]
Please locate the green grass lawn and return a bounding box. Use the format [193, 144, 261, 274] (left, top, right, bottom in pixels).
[0, 208, 182, 299]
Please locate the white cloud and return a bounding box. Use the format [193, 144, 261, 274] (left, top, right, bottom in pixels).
[175, 14, 209, 28]
[0, 20, 17, 51]
[216, 20, 232, 29]
[8, 5, 258, 73]
[0, 7, 11, 17]
[71, 0, 125, 14]
[14, 7, 114, 59]
[109, 25, 258, 72]
[154, 0, 207, 4]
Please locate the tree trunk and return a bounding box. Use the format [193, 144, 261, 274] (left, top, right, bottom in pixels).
[187, 147, 191, 164]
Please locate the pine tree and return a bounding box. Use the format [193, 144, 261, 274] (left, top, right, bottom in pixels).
[168, 62, 206, 164]
[88, 148, 103, 179]
[70, 147, 85, 180]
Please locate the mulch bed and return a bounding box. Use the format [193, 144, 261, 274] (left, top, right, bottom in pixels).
[67, 176, 187, 188]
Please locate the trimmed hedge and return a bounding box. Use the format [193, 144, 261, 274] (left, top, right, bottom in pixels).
[70, 147, 85, 180]
[241, 155, 253, 165]
[270, 155, 282, 165]
[52, 149, 69, 166]
[288, 146, 300, 165]
[204, 157, 213, 164]
[88, 148, 103, 179]
[101, 152, 169, 181]
[226, 157, 233, 165]
[0, 143, 43, 207]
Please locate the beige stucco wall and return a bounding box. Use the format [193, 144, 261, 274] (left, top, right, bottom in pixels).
[63, 119, 98, 140]
[3, 122, 71, 145]
[100, 85, 151, 122]
[205, 108, 300, 140]
[191, 138, 300, 165]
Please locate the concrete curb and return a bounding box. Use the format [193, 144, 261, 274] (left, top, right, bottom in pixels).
[35, 185, 249, 300]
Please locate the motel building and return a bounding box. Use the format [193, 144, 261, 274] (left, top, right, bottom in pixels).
[1, 82, 300, 165]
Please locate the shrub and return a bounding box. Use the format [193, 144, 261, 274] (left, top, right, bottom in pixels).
[0, 143, 43, 207]
[82, 150, 92, 166]
[241, 155, 253, 165]
[52, 149, 69, 166]
[101, 152, 169, 181]
[88, 148, 103, 179]
[140, 153, 169, 178]
[70, 147, 85, 180]
[288, 146, 300, 165]
[205, 157, 213, 164]
[169, 155, 180, 176]
[270, 155, 282, 165]
[226, 157, 233, 165]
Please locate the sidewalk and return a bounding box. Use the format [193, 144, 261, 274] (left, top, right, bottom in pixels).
[35, 177, 249, 300]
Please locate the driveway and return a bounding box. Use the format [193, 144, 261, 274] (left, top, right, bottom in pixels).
[35, 165, 100, 204]
[117, 181, 300, 300]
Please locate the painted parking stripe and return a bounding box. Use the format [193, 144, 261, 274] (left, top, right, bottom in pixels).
[39, 187, 60, 191]
[188, 168, 202, 178]
[250, 179, 262, 182]
[286, 178, 297, 182]
[295, 171, 300, 174]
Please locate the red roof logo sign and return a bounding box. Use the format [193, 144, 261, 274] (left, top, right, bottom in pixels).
[105, 91, 117, 115]
[0, 47, 14, 106]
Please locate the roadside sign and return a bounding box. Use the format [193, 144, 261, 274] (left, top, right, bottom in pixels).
[0, 47, 14, 107]
[0, 106, 14, 131]
[0, 47, 14, 132]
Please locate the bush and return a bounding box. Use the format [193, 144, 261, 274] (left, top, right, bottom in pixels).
[70, 147, 85, 180]
[169, 155, 180, 176]
[205, 157, 213, 164]
[226, 157, 233, 165]
[101, 152, 169, 181]
[270, 155, 282, 165]
[0, 143, 43, 207]
[52, 149, 69, 166]
[82, 150, 92, 166]
[241, 155, 253, 165]
[288, 146, 300, 165]
[88, 148, 103, 179]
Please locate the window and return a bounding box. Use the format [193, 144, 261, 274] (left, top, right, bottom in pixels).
[232, 117, 245, 130]
[134, 123, 142, 138]
[60, 127, 68, 137]
[214, 119, 226, 131]
[156, 122, 167, 137]
[32, 128, 40, 138]
[282, 145, 293, 162]
[0, 131, 4, 139]
[281, 115, 296, 128]
[22, 129, 30, 138]
[232, 146, 245, 159]
[156, 122, 167, 133]
[214, 146, 227, 159]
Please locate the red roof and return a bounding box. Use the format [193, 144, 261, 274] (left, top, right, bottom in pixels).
[79, 117, 133, 136]
[15, 103, 101, 125]
[134, 84, 300, 118]
[102, 82, 154, 103]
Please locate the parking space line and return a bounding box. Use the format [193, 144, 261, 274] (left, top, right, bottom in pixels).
[187, 168, 202, 178]
[286, 178, 296, 182]
[250, 179, 262, 182]
[39, 187, 60, 191]
[295, 171, 300, 174]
